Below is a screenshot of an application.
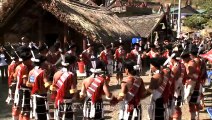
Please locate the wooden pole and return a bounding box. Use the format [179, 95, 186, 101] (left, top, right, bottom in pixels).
[177, 0, 181, 38]
[38, 15, 43, 46]
[83, 37, 87, 50]
[64, 24, 68, 43]
[0, 31, 4, 45]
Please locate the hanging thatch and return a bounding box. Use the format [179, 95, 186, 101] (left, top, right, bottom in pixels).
[121, 13, 165, 38]
[36, 0, 139, 43]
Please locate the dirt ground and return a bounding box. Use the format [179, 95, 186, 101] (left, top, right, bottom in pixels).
[0, 74, 211, 120]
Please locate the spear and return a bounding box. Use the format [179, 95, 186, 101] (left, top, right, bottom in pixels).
[87, 36, 90, 46]
[10, 44, 22, 61]
[2, 46, 13, 60]
[198, 39, 205, 55]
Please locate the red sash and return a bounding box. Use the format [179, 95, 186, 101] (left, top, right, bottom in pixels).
[31, 69, 44, 94]
[82, 50, 91, 65]
[149, 51, 156, 58]
[169, 63, 179, 98]
[159, 69, 170, 103]
[86, 77, 104, 103]
[100, 51, 108, 64]
[125, 77, 141, 102]
[125, 77, 142, 112]
[56, 72, 72, 90]
[130, 49, 138, 60]
[158, 76, 169, 94]
[8, 62, 16, 86]
[17, 64, 27, 89]
[185, 60, 199, 89]
[162, 51, 169, 58]
[115, 49, 124, 62]
[180, 63, 186, 85]
[55, 72, 73, 107]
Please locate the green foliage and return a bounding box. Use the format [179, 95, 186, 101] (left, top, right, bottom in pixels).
[184, 14, 208, 29]
[198, 0, 212, 9]
[206, 19, 212, 28]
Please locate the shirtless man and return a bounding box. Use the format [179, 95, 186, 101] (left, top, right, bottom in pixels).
[6, 51, 20, 105]
[99, 45, 113, 76]
[116, 60, 146, 120]
[80, 59, 113, 120]
[114, 42, 125, 85]
[50, 54, 77, 120]
[81, 44, 94, 76]
[26, 54, 51, 120]
[13, 46, 33, 120]
[181, 50, 199, 120]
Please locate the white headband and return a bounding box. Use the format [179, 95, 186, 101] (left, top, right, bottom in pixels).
[31, 58, 40, 63]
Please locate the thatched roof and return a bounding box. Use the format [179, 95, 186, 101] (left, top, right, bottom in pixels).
[35, 0, 138, 42]
[121, 13, 164, 38]
[171, 5, 199, 15]
[0, 0, 138, 43]
[0, 0, 26, 25]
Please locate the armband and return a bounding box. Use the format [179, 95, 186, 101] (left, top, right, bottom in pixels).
[118, 92, 125, 97]
[44, 82, 50, 88]
[105, 95, 113, 100]
[69, 89, 77, 94]
[22, 75, 27, 78]
[79, 92, 86, 98]
[26, 81, 32, 87]
[50, 85, 56, 91]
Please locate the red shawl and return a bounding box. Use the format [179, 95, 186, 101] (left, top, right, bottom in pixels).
[31, 69, 44, 94]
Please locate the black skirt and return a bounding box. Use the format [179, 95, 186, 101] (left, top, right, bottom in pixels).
[155, 97, 165, 120]
[84, 99, 103, 120]
[18, 88, 31, 115]
[189, 90, 200, 104]
[35, 94, 47, 120]
[58, 100, 73, 119]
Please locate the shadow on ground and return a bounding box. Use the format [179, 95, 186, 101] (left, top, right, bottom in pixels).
[0, 82, 11, 119]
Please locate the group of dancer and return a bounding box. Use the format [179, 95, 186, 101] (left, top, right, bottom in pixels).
[4, 37, 208, 120]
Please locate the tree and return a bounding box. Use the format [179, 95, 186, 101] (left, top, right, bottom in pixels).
[184, 14, 208, 29]
[206, 19, 212, 28]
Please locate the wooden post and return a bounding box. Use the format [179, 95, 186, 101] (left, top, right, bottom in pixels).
[0, 31, 4, 45]
[83, 37, 86, 50]
[64, 24, 68, 44]
[38, 15, 43, 46]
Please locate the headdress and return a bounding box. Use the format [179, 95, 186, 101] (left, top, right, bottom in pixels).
[29, 43, 39, 62]
[118, 37, 124, 46]
[150, 58, 166, 69]
[10, 45, 22, 61]
[61, 52, 76, 67]
[180, 48, 190, 59]
[38, 44, 48, 52]
[16, 45, 32, 62]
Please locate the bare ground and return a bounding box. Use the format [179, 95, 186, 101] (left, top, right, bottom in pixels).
[0, 74, 211, 120]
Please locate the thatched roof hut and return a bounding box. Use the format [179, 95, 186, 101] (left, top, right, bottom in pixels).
[37, 0, 139, 42]
[0, 0, 138, 44]
[121, 13, 166, 38]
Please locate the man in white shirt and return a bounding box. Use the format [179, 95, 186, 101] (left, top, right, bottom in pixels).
[0, 46, 8, 84]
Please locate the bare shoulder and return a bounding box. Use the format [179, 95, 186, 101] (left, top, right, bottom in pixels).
[53, 71, 62, 79]
[122, 76, 133, 83]
[28, 70, 33, 75]
[152, 73, 161, 79]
